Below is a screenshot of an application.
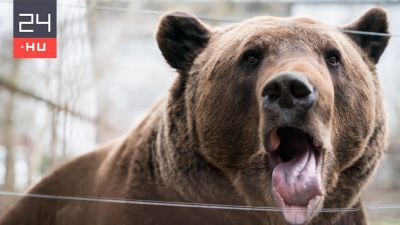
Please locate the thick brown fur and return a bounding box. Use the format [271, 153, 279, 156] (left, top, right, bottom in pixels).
[0, 8, 390, 225]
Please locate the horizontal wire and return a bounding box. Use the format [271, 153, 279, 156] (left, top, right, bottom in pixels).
[53, 2, 400, 38]
[3, 191, 400, 212]
[89, 0, 400, 4]
[59, 1, 240, 24]
[0, 0, 400, 37]
[2, 191, 399, 212]
[364, 204, 400, 209]
[0, 191, 359, 213]
[340, 29, 393, 37]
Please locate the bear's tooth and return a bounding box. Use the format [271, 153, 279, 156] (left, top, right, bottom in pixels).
[270, 129, 280, 151]
[313, 138, 321, 148]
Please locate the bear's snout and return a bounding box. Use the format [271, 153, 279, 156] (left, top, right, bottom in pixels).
[261, 72, 317, 122]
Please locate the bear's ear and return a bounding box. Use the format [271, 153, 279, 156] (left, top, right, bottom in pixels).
[343, 7, 390, 64]
[156, 11, 211, 73]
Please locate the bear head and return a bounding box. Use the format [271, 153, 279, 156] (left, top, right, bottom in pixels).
[156, 7, 389, 225]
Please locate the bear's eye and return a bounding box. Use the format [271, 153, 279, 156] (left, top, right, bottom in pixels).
[241, 49, 262, 68]
[326, 51, 341, 66]
[246, 56, 259, 65]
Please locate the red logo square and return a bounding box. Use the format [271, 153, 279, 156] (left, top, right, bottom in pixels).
[13, 38, 57, 58]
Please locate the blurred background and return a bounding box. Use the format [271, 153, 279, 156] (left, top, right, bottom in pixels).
[0, 0, 399, 224]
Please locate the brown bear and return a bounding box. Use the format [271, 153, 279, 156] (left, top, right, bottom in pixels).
[0, 7, 390, 225]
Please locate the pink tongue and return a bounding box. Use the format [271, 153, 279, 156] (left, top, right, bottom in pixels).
[272, 148, 323, 224]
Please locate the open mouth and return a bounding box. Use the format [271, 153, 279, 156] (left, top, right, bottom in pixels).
[269, 127, 324, 225]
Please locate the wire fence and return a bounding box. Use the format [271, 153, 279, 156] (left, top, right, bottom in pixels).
[0, 0, 400, 218]
[0, 191, 377, 213]
[0, 0, 97, 192]
[0, 0, 399, 37]
[2, 191, 400, 212]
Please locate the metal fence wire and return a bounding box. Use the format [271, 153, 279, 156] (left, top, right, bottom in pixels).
[2, 191, 400, 212]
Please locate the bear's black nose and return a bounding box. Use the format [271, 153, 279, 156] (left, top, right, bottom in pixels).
[262, 73, 317, 112]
